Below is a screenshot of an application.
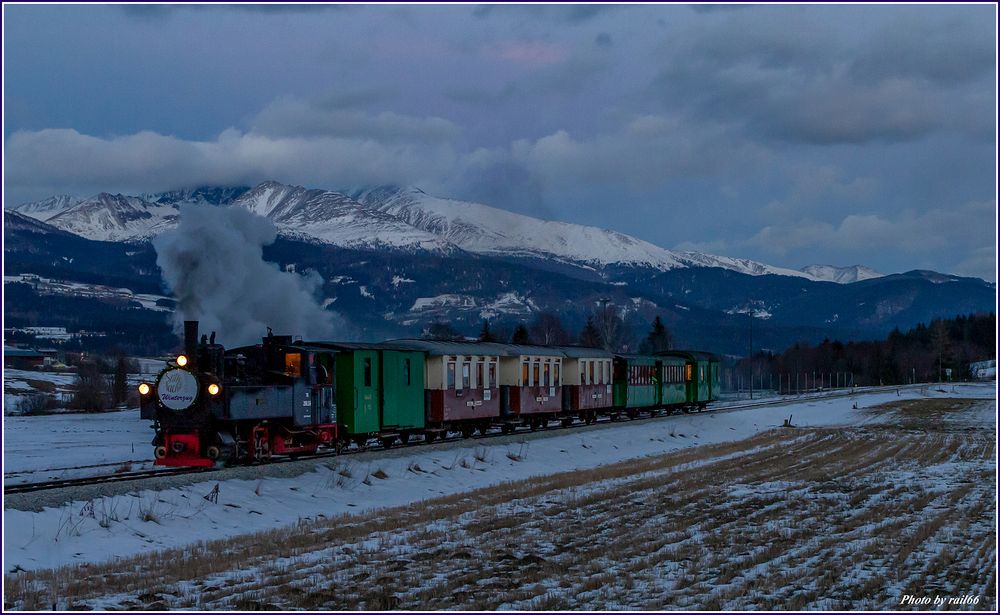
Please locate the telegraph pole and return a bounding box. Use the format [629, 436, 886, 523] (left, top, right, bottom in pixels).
[748, 303, 753, 400]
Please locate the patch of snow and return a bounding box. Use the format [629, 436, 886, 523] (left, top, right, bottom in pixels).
[4, 384, 993, 573]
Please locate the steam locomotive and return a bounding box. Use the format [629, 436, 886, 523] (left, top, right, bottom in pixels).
[140, 321, 721, 467]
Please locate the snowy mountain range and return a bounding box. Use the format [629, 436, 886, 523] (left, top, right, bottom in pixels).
[7, 181, 884, 284]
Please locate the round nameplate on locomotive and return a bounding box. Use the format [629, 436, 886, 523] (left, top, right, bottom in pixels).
[157, 368, 199, 410]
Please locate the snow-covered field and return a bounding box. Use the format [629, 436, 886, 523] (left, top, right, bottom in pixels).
[3, 383, 994, 593]
[3, 409, 154, 484]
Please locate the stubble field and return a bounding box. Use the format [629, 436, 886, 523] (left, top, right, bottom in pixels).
[4, 398, 995, 611]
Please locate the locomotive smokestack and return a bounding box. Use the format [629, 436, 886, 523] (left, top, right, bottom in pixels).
[184, 320, 199, 367]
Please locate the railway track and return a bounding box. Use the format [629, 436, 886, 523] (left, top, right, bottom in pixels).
[3, 466, 217, 495]
[2, 384, 917, 496]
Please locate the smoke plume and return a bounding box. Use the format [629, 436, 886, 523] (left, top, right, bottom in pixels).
[153, 204, 339, 346]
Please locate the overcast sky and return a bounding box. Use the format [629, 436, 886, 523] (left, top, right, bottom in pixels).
[3, 4, 996, 280]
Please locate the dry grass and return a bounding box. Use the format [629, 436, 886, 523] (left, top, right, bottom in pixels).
[4, 399, 995, 611]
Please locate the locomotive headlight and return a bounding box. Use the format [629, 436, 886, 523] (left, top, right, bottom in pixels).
[176, 355, 188, 367]
[138, 383, 151, 396]
[208, 383, 221, 396]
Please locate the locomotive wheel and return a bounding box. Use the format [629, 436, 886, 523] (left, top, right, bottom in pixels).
[154, 446, 167, 459]
[206, 446, 221, 460]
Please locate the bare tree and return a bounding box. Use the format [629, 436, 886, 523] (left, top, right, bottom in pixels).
[528, 311, 571, 346]
[593, 299, 629, 352]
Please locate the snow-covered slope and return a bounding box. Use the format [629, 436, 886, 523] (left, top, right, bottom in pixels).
[8, 195, 81, 221]
[231, 182, 453, 252]
[354, 186, 816, 279]
[3, 210, 72, 236]
[800, 264, 884, 284]
[45, 193, 179, 242]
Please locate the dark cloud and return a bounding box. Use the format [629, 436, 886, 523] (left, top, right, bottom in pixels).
[472, 4, 616, 24]
[121, 4, 343, 20]
[317, 87, 397, 110]
[251, 98, 461, 143]
[4, 4, 995, 281]
[648, 9, 990, 145]
[454, 160, 546, 217]
[445, 83, 519, 106]
[848, 16, 995, 86]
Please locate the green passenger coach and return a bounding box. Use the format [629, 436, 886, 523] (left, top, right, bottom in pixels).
[379, 348, 425, 433]
[334, 345, 381, 440]
[657, 350, 721, 408]
[613, 354, 661, 412]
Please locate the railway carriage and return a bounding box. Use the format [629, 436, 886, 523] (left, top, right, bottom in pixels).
[389, 340, 501, 439]
[659, 354, 689, 409]
[307, 342, 426, 447]
[555, 346, 614, 424]
[656, 350, 722, 408]
[494, 344, 564, 430]
[613, 354, 661, 417]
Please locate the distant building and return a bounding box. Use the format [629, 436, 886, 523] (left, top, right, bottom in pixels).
[970, 359, 996, 381]
[3, 346, 44, 369]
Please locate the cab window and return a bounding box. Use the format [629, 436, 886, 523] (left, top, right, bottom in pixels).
[285, 353, 301, 378]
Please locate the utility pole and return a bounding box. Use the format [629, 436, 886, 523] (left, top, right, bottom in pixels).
[748, 303, 753, 400]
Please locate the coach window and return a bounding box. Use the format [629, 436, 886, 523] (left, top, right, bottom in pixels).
[476, 361, 484, 389]
[462, 362, 471, 389]
[543, 363, 550, 387]
[580, 361, 587, 385]
[522, 361, 530, 385]
[533, 361, 540, 387]
[447, 361, 456, 389]
[685, 364, 693, 382]
[554, 363, 560, 387]
[605, 361, 611, 384]
[403, 358, 411, 386]
[700, 366, 705, 382]
[589, 361, 595, 385]
[488, 362, 496, 388]
[363, 358, 372, 387]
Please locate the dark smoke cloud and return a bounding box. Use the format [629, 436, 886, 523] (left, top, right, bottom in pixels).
[153, 204, 341, 346]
